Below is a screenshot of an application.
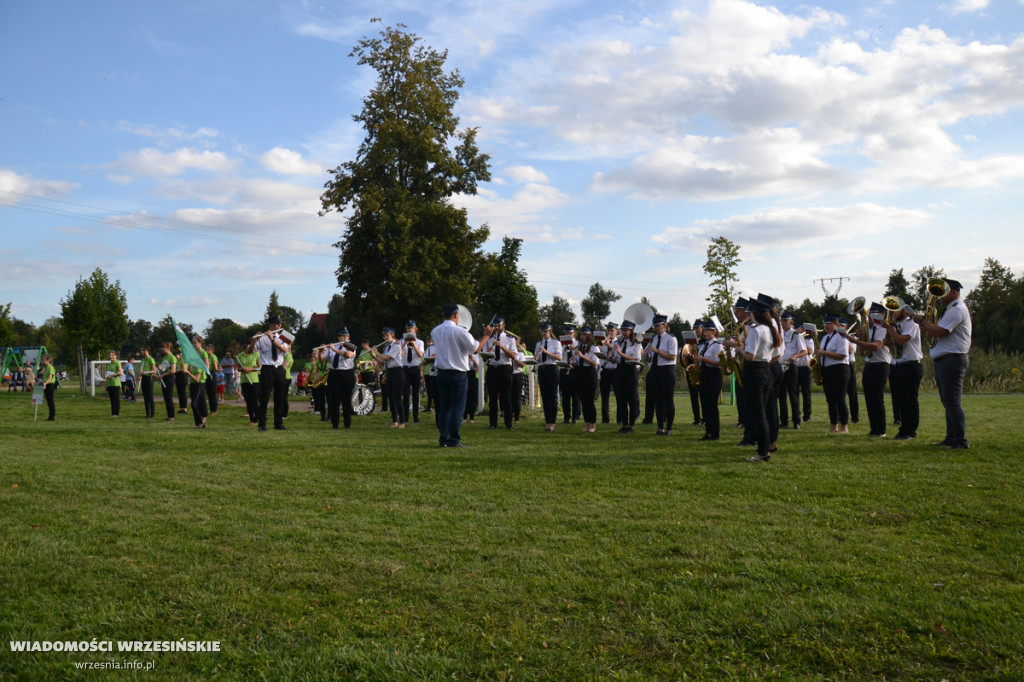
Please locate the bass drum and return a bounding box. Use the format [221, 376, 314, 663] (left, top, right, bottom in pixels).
[352, 384, 376, 416]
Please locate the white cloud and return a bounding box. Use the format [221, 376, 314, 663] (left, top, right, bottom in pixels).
[259, 147, 325, 176]
[945, 0, 989, 13]
[0, 169, 78, 203]
[115, 122, 219, 142]
[109, 147, 236, 178]
[651, 203, 933, 253]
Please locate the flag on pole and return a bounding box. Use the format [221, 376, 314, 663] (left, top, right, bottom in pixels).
[172, 319, 207, 370]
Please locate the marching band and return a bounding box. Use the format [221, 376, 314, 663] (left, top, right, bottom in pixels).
[55, 278, 971, 454]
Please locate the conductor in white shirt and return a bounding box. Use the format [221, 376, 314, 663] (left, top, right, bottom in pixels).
[431, 304, 491, 447]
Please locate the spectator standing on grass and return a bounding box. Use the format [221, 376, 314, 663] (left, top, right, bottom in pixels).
[205, 343, 219, 417]
[105, 350, 123, 417]
[122, 356, 136, 402]
[138, 346, 158, 419]
[221, 351, 237, 400]
[40, 354, 57, 421]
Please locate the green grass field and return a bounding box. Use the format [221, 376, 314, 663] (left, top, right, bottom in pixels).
[2, 389, 1022, 680]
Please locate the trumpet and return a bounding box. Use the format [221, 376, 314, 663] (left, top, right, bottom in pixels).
[923, 277, 950, 348]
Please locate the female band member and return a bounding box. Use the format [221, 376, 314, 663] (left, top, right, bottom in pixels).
[814, 315, 851, 434]
[105, 350, 123, 417]
[373, 328, 406, 428]
[534, 323, 562, 431]
[611, 320, 643, 433]
[324, 328, 357, 429]
[159, 342, 178, 421]
[695, 321, 723, 441]
[139, 346, 158, 418]
[733, 301, 781, 461]
[573, 326, 600, 432]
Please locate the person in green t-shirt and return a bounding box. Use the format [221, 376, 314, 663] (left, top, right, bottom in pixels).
[204, 343, 220, 417]
[105, 349, 123, 417]
[139, 346, 158, 419]
[41, 353, 58, 421]
[158, 342, 178, 421]
[282, 351, 294, 419]
[186, 336, 209, 429]
[236, 344, 260, 425]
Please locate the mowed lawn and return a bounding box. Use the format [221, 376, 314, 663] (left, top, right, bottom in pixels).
[2, 389, 1022, 680]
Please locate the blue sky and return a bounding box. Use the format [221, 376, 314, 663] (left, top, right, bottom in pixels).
[3, 0, 1023, 335]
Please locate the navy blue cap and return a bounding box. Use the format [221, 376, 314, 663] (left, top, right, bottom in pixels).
[652, 314, 668, 325]
[869, 302, 885, 314]
[757, 293, 778, 309]
[824, 314, 839, 323]
[563, 323, 576, 332]
[336, 328, 349, 336]
[267, 315, 282, 325]
[493, 316, 506, 325]
[945, 278, 963, 291]
[605, 321, 618, 329]
[621, 320, 636, 330]
[441, 303, 459, 317]
[580, 325, 592, 334]
[405, 320, 417, 328]
[382, 327, 395, 335]
[540, 322, 553, 332]
[693, 319, 704, 328]
[747, 300, 770, 314]
[838, 317, 849, 325]
[734, 297, 749, 308]
[781, 311, 794, 320]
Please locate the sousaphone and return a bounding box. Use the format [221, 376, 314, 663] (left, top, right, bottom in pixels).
[623, 302, 655, 333]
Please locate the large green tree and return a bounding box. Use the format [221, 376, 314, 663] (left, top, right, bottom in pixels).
[60, 268, 128, 390]
[703, 236, 741, 320]
[538, 296, 577, 332]
[320, 22, 491, 332]
[580, 282, 622, 329]
[965, 258, 1015, 351]
[883, 267, 913, 304]
[474, 237, 539, 342]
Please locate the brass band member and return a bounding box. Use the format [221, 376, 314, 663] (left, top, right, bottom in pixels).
[646, 314, 678, 436]
[611, 320, 643, 433]
[694, 320, 723, 441]
[560, 324, 581, 424]
[401, 321, 425, 423]
[882, 305, 923, 440]
[323, 328, 357, 429]
[372, 327, 406, 428]
[732, 298, 756, 447]
[483, 317, 519, 430]
[310, 348, 328, 420]
[255, 315, 291, 432]
[599, 322, 618, 424]
[682, 320, 703, 426]
[535, 323, 562, 431]
[841, 303, 891, 437]
[573, 326, 600, 432]
[779, 312, 805, 430]
[814, 314, 851, 434]
[733, 299, 780, 461]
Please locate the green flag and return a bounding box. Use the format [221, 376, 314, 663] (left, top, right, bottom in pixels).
[172, 319, 207, 370]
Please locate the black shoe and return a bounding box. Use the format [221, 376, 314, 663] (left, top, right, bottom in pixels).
[931, 440, 953, 447]
[949, 441, 970, 450]
[737, 440, 757, 447]
[506, 426, 514, 430]
[893, 420, 902, 426]
[792, 423, 800, 430]
[803, 416, 810, 422]
[894, 434, 916, 441]
[851, 417, 859, 424]
[488, 425, 497, 430]
[641, 420, 653, 425]
[275, 425, 288, 431]
[780, 423, 789, 429]
[258, 426, 267, 432]
[748, 454, 771, 462]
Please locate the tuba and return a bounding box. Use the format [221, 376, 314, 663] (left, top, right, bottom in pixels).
[846, 296, 871, 358]
[882, 295, 906, 359]
[923, 278, 950, 348]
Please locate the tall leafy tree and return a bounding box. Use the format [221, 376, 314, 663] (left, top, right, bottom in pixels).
[60, 268, 128, 390]
[538, 296, 577, 332]
[580, 282, 622, 329]
[883, 267, 913, 304]
[911, 265, 946, 311]
[474, 237, 539, 342]
[320, 22, 491, 332]
[0, 303, 15, 347]
[703, 236, 741, 320]
[965, 258, 1015, 350]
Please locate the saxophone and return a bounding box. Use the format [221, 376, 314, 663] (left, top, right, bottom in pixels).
[809, 335, 823, 386]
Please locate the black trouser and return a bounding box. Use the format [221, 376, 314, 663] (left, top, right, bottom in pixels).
[538, 364, 560, 424]
[600, 367, 616, 423]
[768, 362, 783, 444]
[846, 362, 860, 421]
[744, 361, 772, 456]
[107, 386, 120, 416]
[45, 383, 57, 420]
[934, 353, 969, 446]
[205, 375, 218, 414]
[615, 364, 639, 426]
[258, 365, 288, 429]
[122, 379, 135, 401]
[890, 361, 922, 437]
[424, 374, 437, 411]
[890, 372, 902, 425]
[574, 366, 598, 424]
[643, 368, 657, 423]
[141, 376, 155, 417]
[735, 366, 748, 429]
[823, 364, 851, 426]
[560, 369, 580, 422]
[175, 372, 189, 411]
[312, 383, 327, 418]
[511, 372, 524, 421]
[487, 364, 513, 428]
[797, 366, 812, 421]
[686, 374, 701, 424]
[781, 364, 799, 426]
[465, 371, 478, 419]
[863, 362, 890, 435]
[387, 367, 407, 423]
[282, 379, 292, 418]
[403, 367, 422, 422]
[189, 382, 208, 426]
[327, 369, 356, 429]
[161, 376, 177, 419]
[700, 366, 722, 438]
[241, 382, 258, 423]
[651, 364, 676, 431]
